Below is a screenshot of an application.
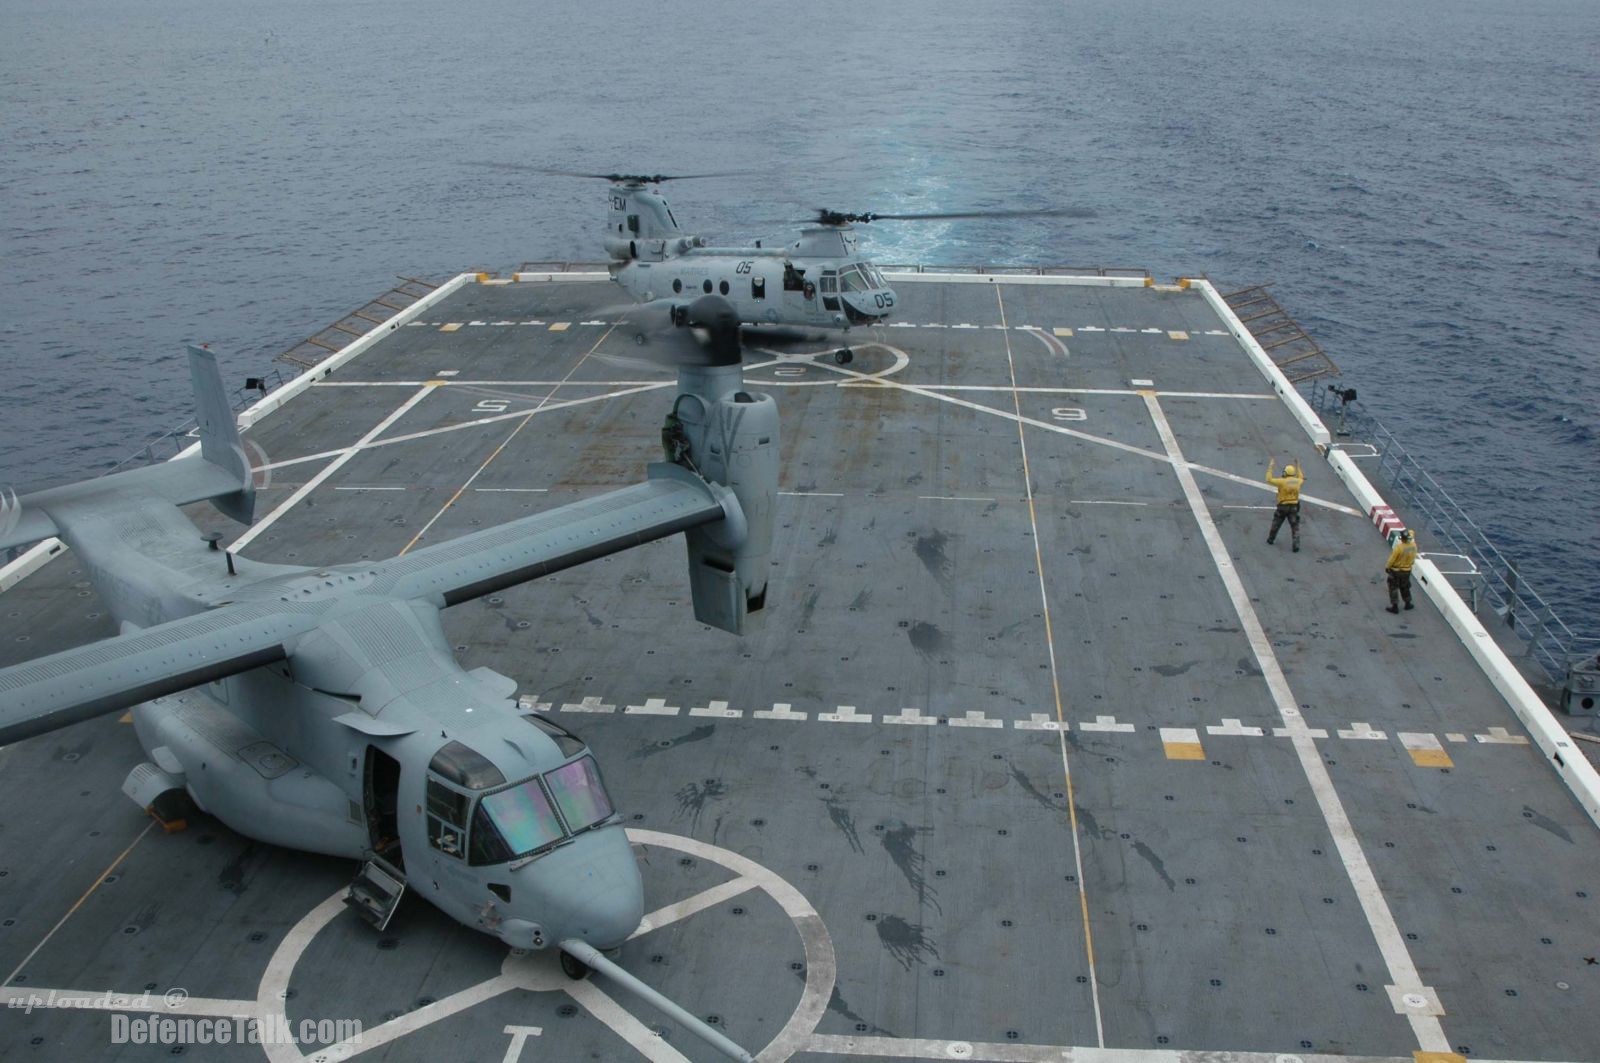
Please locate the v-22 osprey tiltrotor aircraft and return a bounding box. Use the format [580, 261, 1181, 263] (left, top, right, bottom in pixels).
[0, 297, 776, 1061]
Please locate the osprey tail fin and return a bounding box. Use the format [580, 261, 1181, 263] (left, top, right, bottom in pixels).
[0, 345, 257, 554]
[187, 344, 255, 525]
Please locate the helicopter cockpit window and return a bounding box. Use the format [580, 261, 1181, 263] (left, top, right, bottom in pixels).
[428, 741, 506, 790]
[866, 264, 888, 287]
[839, 266, 870, 292]
[545, 755, 615, 834]
[525, 714, 585, 758]
[820, 274, 838, 294]
[472, 777, 565, 865]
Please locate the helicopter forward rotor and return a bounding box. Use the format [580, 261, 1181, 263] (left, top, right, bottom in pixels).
[473, 162, 755, 184]
[807, 206, 1096, 226]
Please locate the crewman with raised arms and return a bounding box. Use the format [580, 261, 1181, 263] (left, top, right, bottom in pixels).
[1265, 457, 1304, 552]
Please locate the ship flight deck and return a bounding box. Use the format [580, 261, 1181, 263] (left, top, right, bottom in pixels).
[0, 272, 1595, 1063]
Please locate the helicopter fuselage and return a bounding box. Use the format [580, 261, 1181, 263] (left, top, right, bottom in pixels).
[603, 182, 898, 332]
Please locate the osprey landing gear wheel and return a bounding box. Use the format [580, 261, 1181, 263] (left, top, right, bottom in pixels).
[560, 949, 591, 980]
[834, 348, 853, 365]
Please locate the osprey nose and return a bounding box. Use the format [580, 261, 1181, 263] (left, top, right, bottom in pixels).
[562, 830, 644, 949]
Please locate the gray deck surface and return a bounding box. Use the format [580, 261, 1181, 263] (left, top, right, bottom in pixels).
[0, 276, 1595, 1063]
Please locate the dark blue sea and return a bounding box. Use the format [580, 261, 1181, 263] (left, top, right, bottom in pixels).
[2, 0, 1595, 632]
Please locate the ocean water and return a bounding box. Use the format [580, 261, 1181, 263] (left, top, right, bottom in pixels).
[2, 0, 1595, 631]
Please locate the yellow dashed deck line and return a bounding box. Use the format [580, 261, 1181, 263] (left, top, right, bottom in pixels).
[1160, 726, 1206, 761]
[1053, 327, 1074, 337]
[1168, 330, 1189, 340]
[1400, 732, 1454, 769]
[438, 323, 462, 332]
[548, 322, 570, 331]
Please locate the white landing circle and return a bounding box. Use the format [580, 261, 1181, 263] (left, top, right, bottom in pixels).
[255, 828, 836, 1063]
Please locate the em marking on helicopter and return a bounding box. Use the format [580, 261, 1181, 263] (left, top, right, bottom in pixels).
[477, 165, 1089, 357]
[0, 296, 780, 1063]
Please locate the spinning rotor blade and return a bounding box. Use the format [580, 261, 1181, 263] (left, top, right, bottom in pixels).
[603, 295, 744, 368]
[809, 206, 1096, 225]
[471, 163, 754, 183]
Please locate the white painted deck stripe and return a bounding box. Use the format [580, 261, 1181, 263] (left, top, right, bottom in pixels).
[230, 382, 437, 556]
[1141, 390, 1449, 1054]
[994, 285, 1105, 1047]
[630, 877, 758, 940]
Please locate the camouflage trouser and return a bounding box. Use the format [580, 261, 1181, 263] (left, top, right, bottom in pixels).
[1267, 503, 1301, 545]
[1387, 570, 1413, 608]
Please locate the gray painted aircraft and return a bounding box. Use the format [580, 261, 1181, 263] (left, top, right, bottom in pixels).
[0, 297, 775, 1062]
[483, 165, 1086, 360]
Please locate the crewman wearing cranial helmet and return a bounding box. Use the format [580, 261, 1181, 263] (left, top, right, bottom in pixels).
[1264, 458, 1304, 553]
[1384, 528, 1418, 613]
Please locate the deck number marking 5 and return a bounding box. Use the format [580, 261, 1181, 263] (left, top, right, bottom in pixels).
[474, 399, 512, 413]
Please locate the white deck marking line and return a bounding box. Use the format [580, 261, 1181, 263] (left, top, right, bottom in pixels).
[398, 324, 622, 554]
[994, 285, 1105, 1048]
[562, 959, 693, 1063]
[948, 710, 1004, 729]
[754, 702, 807, 721]
[319, 974, 526, 1060]
[1016, 712, 1066, 731]
[630, 876, 758, 940]
[886, 384, 1275, 399]
[474, 487, 549, 493]
[1339, 722, 1388, 740]
[1207, 718, 1264, 737]
[231, 383, 437, 556]
[817, 360, 1358, 515]
[262, 359, 783, 475]
[689, 700, 741, 718]
[779, 491, 845, 497]
[625, 698, 680, 716]
[562, 696, 616, 713]
[1078, 715, 1135, 733]
[884, 707, 938, 726]
[3, 821, 156, 986]
[333, 485, 406, 491]
[802, 1035, 1559, 1062]
[315, 379, 668, 387]
[819, 705, 872, 723]
[918, 494, 996, 502]
[1141, 390, 1450, 1054]
[1476, 726, 1529, 745]
[1068, 499, 1148, 507]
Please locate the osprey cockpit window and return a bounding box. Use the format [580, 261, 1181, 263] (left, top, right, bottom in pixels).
[524, 714, 585, 758]
[471, 776, 565, 865]
[428, 741, 506, 790]
[544, 755, 615, 835]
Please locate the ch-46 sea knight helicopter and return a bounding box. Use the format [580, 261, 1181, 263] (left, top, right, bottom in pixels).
[0, 297, 774, 1062]
[483, 164, 1087, 363]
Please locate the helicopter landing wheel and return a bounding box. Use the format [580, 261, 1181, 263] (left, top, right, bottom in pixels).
[634, 332, 648, 346]
[834, 348, 853, 366]
[560, 950, 591, 981]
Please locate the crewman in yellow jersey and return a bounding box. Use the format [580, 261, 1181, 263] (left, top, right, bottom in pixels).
[1384, 528, 1418, 613]
[1265, 458, 1304, 552]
